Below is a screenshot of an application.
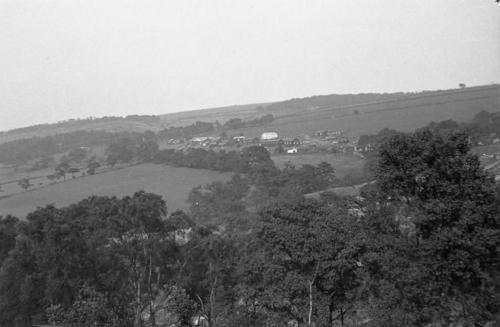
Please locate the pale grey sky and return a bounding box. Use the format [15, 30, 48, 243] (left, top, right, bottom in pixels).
[0, 0, 499, 131]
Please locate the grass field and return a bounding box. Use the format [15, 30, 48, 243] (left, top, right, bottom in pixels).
[272, 153, 366, 180]
[0, 164, 231, 219]
[217, 85, 500, 138]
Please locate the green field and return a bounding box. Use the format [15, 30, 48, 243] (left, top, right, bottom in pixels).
[0, 164, 231, 219]
[216, 85, 500, 138]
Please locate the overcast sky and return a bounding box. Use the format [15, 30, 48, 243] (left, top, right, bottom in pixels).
[0, 0, 499, 131]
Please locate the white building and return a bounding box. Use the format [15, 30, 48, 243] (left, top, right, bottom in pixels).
[261, 132, 278, 140]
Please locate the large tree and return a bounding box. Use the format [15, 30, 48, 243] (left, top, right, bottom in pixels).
[137, 130, 159, 162]
[105, 137, 137, 165]
[0, 215, 19, 266]
[181, 227, 240, 327]
[0, 192, 189, 327]
[242, 199, 363, 326]
[368, 129, 500, 325]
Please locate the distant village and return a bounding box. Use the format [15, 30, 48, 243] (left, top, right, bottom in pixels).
[165, 129, 365, 156]
[161, 119, 500, 182]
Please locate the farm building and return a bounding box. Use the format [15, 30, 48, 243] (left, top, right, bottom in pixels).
[191, 137, 208, 145]
[261, 132, 278, 140]
[260, 139, 280, 147]
[260, 137, 301, 148]
[279, 137, 302, 147]
[191, 136, 219, 146]
[313, 130, 342, 138]
[167, 138, 184, 144]
[233, 135, 246, 144]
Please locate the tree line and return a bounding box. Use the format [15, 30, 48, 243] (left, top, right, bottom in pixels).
[0, 115, 160, 137]
[221, 114, 274, 130]
[358, 110, 500, 152]
[0, 130, 143, 165]
[0, 128, 499, 326]
[157, 121, 216, 141]
[153, 146, 272, 173]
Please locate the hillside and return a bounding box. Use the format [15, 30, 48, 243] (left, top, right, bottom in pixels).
[220, 85, 500, 138]
[159, 103, 270, 127]
[2, 84, 498, 144]
[0, 115, 164, 144]
[159, 85, 500, 137]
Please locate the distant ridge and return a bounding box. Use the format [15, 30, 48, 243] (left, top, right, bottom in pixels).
[1, 84, 498, 143]
[264, 84, 500, 115]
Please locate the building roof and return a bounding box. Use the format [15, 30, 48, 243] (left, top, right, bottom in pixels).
[261, 132, 278, 140]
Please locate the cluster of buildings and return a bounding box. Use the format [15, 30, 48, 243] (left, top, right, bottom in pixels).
[227, 132, 301, 153]
[168, 131, 304, 154]
[312, 130, 349, 144]
[190, 136, 221, 147]
[169, 128, 359, 156]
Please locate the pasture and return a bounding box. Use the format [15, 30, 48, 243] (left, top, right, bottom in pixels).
[0, 164, 231, 219]
[218, 85, 500, 138]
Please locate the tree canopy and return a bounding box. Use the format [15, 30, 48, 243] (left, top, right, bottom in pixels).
[0, 126, 498, 327]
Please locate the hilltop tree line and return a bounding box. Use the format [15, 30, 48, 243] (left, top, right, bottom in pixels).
[0, 130, 142, 165]
[0, 115, 160, 137]
[0, 127, 498, 327]
[221, 114, 274, 130]
[358, 110, 500, 152]
[157, 121, 216, 141]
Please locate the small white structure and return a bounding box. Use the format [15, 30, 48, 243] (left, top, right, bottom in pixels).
[261, 132, 278, 140]
[287, 147, 298, 154]
[191, 137, 208, 143]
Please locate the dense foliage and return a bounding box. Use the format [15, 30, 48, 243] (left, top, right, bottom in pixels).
[358, 110, 500, 153]
[0, 115, 160, 137]
[154, 146, 273, 173]
[0, 130, 142, 165]
[105, 131, 160, 166]
[157, 121, 216, 141]
[372, 129, 499, 325]
[0, 128, 498, 326]
[222, 114, 274, 130]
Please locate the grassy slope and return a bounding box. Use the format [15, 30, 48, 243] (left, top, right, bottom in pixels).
[0, 120, 164, 144]
[0, 164, 231, 219]
[159, 103, 270, 127]
[222, 85, 500, 138]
